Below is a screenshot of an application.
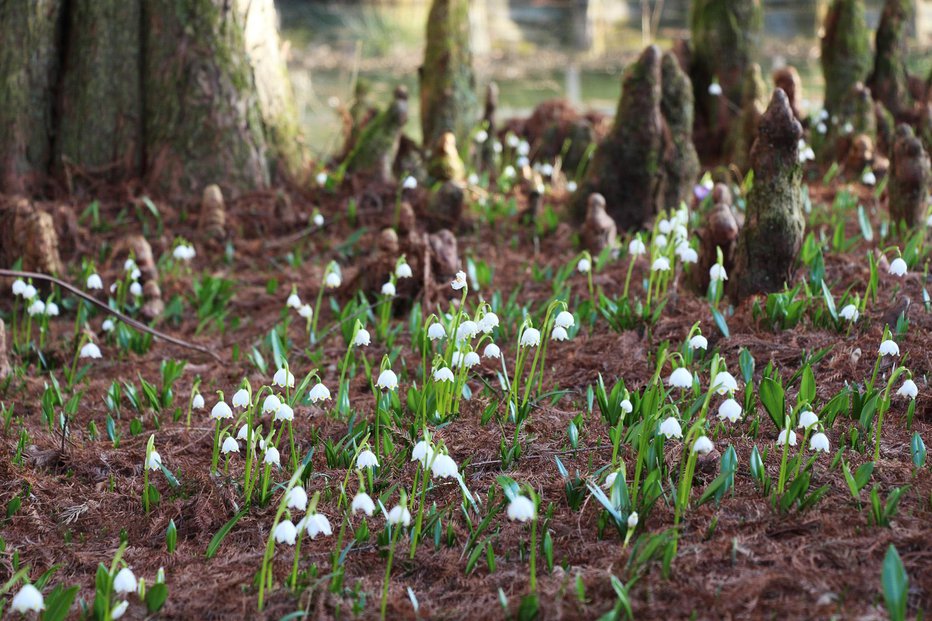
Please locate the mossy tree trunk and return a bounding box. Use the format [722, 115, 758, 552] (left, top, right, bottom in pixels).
[867, 0, 913, 119]
[0, 0, 301, 198]
[820, 0, 872, 114]
[419, 0, 477, 152]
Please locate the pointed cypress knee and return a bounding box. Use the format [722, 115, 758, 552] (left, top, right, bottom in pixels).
[731, 89, 805, 300]
[420, 0, 477, 150]
[867, 0, 913, 118]
[573, 45, 663, 229]
[343, 87, 409, 183]
[820, 0, 872, 114]
[726, 63, 768, 172]
[660, 52, 700, 211]
[888, 124, 931, 227]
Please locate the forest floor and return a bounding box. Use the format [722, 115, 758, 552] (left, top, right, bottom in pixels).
[1, 173, 931, 620]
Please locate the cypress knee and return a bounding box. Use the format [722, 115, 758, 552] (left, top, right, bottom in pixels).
[727, 63, 768, 172]
[820, 0, 872, 114]
[731, 89, 805, 300]
[867, 0, 913, 118]
[660, 52, 701, 211]
[888, 124, 931, 227]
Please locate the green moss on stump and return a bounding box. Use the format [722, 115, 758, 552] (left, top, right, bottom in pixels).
[660, 52, 701, 211]
[821, 0, 872, 114]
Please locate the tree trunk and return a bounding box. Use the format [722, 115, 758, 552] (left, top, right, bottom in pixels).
[0, 0, 301, 198]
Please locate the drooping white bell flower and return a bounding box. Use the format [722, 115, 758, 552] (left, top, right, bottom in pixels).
[273, 367, 295, 389]
[551, 326, 569, 341]
[427, 322, 446, 341]
[430, 453, 459, 479]
[402, 176, 418, 190]
[692, 436, 714, 454]
[433, 367, 455, 383]
[80, 342, 102, 359]
[798, 411, 819, 430]
[839, 304, 859, 322]
[507, 495, 536, 522]
[576, 257, 591, 273]
[897, 379, 918, 399]
[87, 273, 103, 290]
[102, 318, 115, 332]
[717, 399, 742, 423]
[352, 492, 375, 516]
[659, 417, 683, 439]
[689, 335, 708, 350]
[478, 312, 499, 333]
[396, 261, 413, 279]
[603, 471, 618, 489]
[708, 82, 723, 96]
[483, 343, 501, 359]
[11, 584, 44, 613]
[654, 234, 668, 248]
[463, 351, 480, 368]
[308, 383, 331, 403]
[387, 505, 412, 526]
[286, 486, 308, 512]
[554, 311, 575, 329]
[221, 437, 239, 454]
[879, 340, 900, 357]
[146, 450, 162, 471]
[381, 281, 396, 297]
[313, 213, 325, 227]
[111, 601, 129, 619]
[260, 396, 280, 416]
[232, 389, 250, 408]
[627, 512, 639, 529]
[620, 399, 633, 414]
[709, 264, 728, 282]
[376, 369, 398, 391]
[659, 217, 674, 234]
[411, 440, 434, 467]
[192, 393, 205, 410]
[274, 520, 297, 545]
[264, 447, 281, 466]
[316, 171, 328, 186]
[567, 180, 578, 192]
[356, 450, 379, 470]
[888, 257, 907, 277]
[27, 300, 46, 316]
[777, 429, 798, 447]
[678, 246, 699, 264]
[861, 170, 876, 186]
[44, 301, 59, 317]
[456, 320, 479, 341]
[22, 284, 37, 300]
[325, 271, 342, 289]
[273, 403, 294, 422]
[651, 257, 671, 272]
[711, 371, 738, 395]
[129, 282, 142, 297]
[173, 244, 196, 261]
[628, 238, 646, 256]
[11, 279, 26, 296]
[519, 327, 541, 348]
[809, 432, 830, 453]
[451, 271, 467, 290]
[667, 367, 693, 389]
[298, 304, 313, 319]
[113, 567, 137, 594]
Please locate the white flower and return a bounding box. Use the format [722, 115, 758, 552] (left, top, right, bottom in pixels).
[888, 257, 907, 277]
[22, 284, 37, 300]
[474, 130, 488, 143]
[428, 322, 446, 341]
[809, 432, 830, 453]
[352, 492, 375, 516]
[816, 122, 827, 134]
[689, 335, 708, 350]
[506, 134, 520, 148]
[308, 383, 331, 403]
[129, 281, 142, 297]
[402, 176, 418, 190]
[843, 121, 854, 134]
[192, 393, 205, 410]
[79, 342, 102, 359]
[411, 440, 434, 466]
[861, 171, 876, 186]
[375, 369, 398, 391]
[620, 399, 633, 414]
[456, 320, 479, 341]
[717, 399, 742, 423]
[232, 389, 250, 408]
[451, 271, 467, 290]
[659, 416, 683, 439]
[113, 567, 137, 594]
[325, 271, 342, 289]
[463, 351, 481, 368]
[708, 82, 723, 96]
[658, 219, 673, 235]
[678, 247, 698, 264]
[286, 292, 302, 309]
[712, 371, 738, 395]
[274, 520, 297, 545]
[551, 326, 569, 341]
[798, 411, 819, 430]
[668, 367, 693, 389]
[102, 318, 115, 332]
[839, 304, 859, 322]
[502, 165, 516, 178]
[433, 367, 455, 383]
[777, 429, 798, 447]
[478, 312, 499, 333]
[298, 304, 313, 319]
[603, 472, 618, 489]
[431, 453, 459, 478]
[628, 238, 646, 256]
[567, 180, 578, 193]
[879, 340, 900, 357]
[11, 584, 44, 613]
[42, 301, 57, 316]
[541, 163, 554, 177]
[236, 424, 251, 441]
[146, 450, 162, 471]
[554, 311, 575, 329]
[356, 450, 379, 469]
[396, 262, 413, 279]
[27, 300, 45, 316]
[483, 343, 501, 359]
[387, 505, 412, 526]
[651, 257, 670, 272]
[627, 512, 639, 529]
[124, 259, 137, 272]
[264, 446, 281, 466]
[273, 367, 295, 389]
[11, 279, 26, 296]
[577, 257, 591, 273]
[111, 601, 129, 619]
[692, 436, 714, 454]
[298, 513, 332, 538]
[286, 486, 308, 511]
[381, 281, 396, 297]
[173, 245, 196, 261]
[517, 140, 530, 156]
[221, 436, 239, 454]
[87, 273, 103, 290]
[799, 146, 815, 162]
[274, 403, 294, 422]
[261, 395, 280, 415]
[507, 495, 536, 522]
[709, 264, 727, 282]
[655, 234, 668, 248]
[897, 379, 918, 399]
[316, 172, 328, 186]
[346, 328, 370, 349]
[519, 327, 541, 348]
[313, 213, 325, 227]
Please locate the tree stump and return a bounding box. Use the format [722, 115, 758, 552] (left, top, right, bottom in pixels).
[888, 124, 931, 227]
[867, 0, 913, 119]
[0, 197, 64, 275]
[820, 0, 872, 114]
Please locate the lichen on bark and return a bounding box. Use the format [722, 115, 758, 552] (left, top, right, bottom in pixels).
[820, 0, 872, 114]
[731, 89, 805, 300]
